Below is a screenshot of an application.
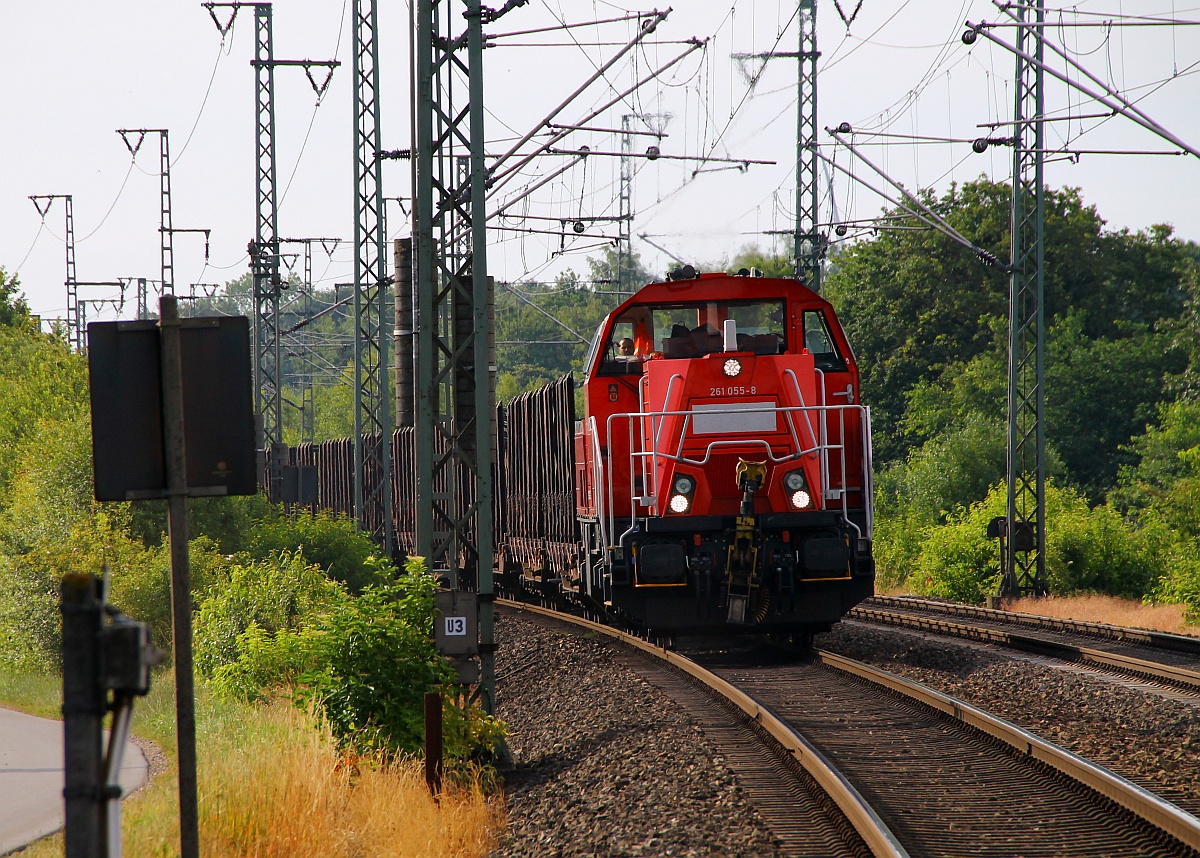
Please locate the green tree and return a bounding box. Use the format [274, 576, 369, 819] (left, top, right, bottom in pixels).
[824, 179, 1197, 467]
[726, 244, 794, 278]
[0, 267, 31, 329]
[1110, 400, 1200, 515]
[494, 273, 619, 401]
[909, 483, 1159, 602]
[587, 246, 656, 293]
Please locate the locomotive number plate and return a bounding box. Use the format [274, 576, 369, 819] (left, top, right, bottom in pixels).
[708, 386, 756, 396]
[692, 401, 778, 435]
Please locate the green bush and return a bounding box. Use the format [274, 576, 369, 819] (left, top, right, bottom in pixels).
[294, 559, 506, 759]
[871, 509, 928, 591]
[0, 510, 167, 672]
[209, 557, 506, 760]
[127, 494, 275, 554]
[909, 489, 1004, 602]
[906, 482, 1161, 603]
[244, 510, 395, 593]
[1150, 541, 1200, 620]
[1043, 492, 1162, 597]
[106, 535, 232, 653]
[193, 550, 348, 676]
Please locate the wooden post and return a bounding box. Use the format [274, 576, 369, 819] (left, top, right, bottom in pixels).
[424, 691, 443, 796]
[159, 296, 200, 857]
[61, 574, 104, 858]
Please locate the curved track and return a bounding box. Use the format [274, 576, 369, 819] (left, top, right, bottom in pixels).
[500, 599, 1200, 857]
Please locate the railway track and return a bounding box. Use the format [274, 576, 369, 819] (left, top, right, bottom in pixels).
[851, 596, 1200, 694]
[499, 599, 1200, 857]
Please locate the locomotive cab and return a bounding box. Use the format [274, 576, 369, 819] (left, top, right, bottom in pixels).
[574, 269, 874, 635]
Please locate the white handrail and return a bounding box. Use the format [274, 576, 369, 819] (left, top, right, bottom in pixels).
[602, 400, 870, 545]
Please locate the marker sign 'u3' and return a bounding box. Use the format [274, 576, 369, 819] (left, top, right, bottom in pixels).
[434, 590, 478, 657]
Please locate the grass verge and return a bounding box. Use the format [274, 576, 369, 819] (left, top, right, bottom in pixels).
[1003, 593, 1195, 635]
[3, 673, 502, 857]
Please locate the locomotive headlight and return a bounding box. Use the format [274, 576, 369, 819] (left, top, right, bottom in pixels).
[722, 358, 742, 377]
[669, 493, 691, 513]
[785, 468, 813, 509]
[674, 475, 695, 495]
[790, 489, 813, 510]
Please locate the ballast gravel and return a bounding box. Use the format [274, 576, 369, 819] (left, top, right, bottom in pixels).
[493, 607, 1200, 855]
[819, 620, 1200, 816]
[493, 609, 784, 858]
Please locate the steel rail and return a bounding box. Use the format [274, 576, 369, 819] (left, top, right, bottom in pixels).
[497, 598, 908, 858]
[851, 606, 1200, 691]
[815, 649, 1200, 853]
[867, 594, 1200, 655]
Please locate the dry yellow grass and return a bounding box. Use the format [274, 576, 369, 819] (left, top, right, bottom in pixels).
[1003, 594, 1195, 635]
[14, 696, 502, 857]
[148, 704, 500, 857]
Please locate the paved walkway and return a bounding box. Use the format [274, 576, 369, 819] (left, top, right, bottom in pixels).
[0, 706, 148, 855]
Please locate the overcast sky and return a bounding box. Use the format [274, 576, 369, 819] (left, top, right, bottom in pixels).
[2, 1, 1198, 323]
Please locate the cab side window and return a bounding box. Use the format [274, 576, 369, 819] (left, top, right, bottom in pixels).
[598, 319, 645, 376]
[802, 311, 846, 371]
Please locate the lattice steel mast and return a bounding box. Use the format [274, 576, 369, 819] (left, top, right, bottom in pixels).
[117, 129, 176, 296]
[160, 130, 175, 294]
[205, 2, 337, 499]
[732, 0, 822, 290]
[249, 3, 284, 499]
[796, 0, 821, 291]
[28, 194, 77, 347]
[352, 0, 394, 552]
[414, 0, 516, 714]
[1003, 2, 1048, 597]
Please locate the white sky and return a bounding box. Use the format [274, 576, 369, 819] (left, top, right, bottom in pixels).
[2, 1, 1198, 324]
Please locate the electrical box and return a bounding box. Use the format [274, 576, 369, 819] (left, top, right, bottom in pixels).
[100, 615, 163, 696]
[434, 590, 478, 657]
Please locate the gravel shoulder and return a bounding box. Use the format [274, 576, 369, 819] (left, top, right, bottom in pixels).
[493, 609, 785, 858]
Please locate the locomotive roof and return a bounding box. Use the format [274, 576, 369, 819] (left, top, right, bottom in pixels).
[610, 271, 832, 316]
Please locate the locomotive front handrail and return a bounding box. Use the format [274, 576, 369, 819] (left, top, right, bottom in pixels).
[784, 368, 823, 459]
[603, 400, 870, 542]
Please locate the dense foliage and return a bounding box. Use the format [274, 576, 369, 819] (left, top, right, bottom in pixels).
[0, 270, 506, 756]
[821, 179, 1200, 612]
[198, 556, 505, 759]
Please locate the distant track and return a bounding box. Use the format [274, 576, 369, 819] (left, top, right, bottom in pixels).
[852, 596, 1200, 695]
[500, 598, 1200, 857]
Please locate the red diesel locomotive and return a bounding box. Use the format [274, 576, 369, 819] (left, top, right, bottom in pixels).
[294, 265, 875, 640]
[554, 265, 875, 636]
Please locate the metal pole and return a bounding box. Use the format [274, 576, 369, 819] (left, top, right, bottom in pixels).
[61, 574, 104, 858]
[466, 0, 496, 716]
[413, 0, 435, 565]
[159, 295, 200, 857]
[395, 237, 415, 428]
[1004, 2, 1048, 598]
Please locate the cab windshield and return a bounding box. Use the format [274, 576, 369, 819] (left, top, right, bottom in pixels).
[594, 299, 786, 375]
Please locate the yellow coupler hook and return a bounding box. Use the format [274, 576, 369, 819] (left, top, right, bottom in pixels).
[726, 459, 767, 623]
